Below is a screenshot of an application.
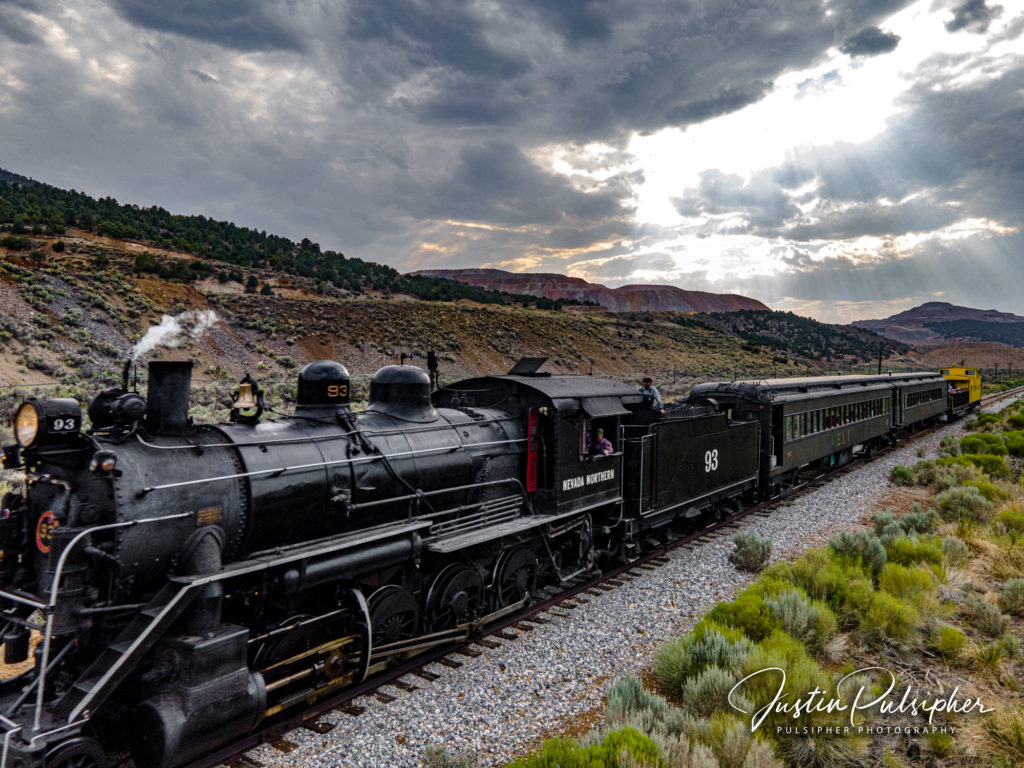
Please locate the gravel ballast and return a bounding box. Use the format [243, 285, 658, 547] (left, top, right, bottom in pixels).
[243, 401, 1013, 768]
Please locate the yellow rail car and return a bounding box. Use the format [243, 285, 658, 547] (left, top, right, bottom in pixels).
[939, 366, 981, 415]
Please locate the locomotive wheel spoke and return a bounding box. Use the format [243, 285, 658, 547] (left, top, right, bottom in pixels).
[426, 564, 484, 631]
[367, 585, 419, 647]
[494, 546, 538, 607]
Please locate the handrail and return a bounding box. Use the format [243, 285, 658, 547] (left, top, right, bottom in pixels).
[32, 512, 193, 733]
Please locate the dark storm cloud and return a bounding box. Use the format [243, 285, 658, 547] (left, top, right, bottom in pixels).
[517, 0, 617, 44]
[345, 0, 529, 81]
[108, 0, 303, 52]
[839, 26, 901, 55]
[0, 7, 41, 44]
[401, 141, 630, 228]
[0, 0, 939, 275]
[945, 0, 1003, 33]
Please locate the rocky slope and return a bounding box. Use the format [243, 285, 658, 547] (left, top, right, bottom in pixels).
[409, 269, 769, 313]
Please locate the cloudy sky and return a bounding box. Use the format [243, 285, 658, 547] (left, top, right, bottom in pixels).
[1, 0, 1021, 322]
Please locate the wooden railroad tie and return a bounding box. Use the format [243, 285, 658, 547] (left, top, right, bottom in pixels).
[455, 646, 483, 658]
[392, 680, 419, 692]
[302, 720, 335, 734]
[270, 739, 298, 754]
[413, 669, 441, 681]
[374, 691, 397, 703]
[438, 657, 463, 668]
[340, 704, 365, 716]
[476, 638, 501, 649]
[495, 630, 519, 640]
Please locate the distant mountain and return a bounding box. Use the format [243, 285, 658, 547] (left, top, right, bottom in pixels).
[409, 269, 769, 314]
[853, 301, 1024, 346]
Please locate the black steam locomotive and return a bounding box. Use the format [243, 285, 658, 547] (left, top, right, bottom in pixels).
[0, 359, 960, 768]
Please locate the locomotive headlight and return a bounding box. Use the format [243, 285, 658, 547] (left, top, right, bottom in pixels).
[13, 403, 39, 447]
[12, 398, 81, 448]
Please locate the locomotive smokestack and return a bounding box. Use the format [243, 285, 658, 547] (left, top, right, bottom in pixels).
[145, 360, 193, 434]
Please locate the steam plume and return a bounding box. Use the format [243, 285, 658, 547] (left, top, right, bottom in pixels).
[132, 310, 220, 360]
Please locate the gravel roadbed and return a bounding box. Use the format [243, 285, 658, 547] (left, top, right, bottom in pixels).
[244, 404, 1009, 768]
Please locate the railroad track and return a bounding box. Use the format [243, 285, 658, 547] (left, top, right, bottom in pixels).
[186, 385, 1024, 768]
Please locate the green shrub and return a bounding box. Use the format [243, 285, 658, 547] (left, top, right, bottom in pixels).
[690, 712, 753, 768]
[1008, 413, 1024, 430]
[680, 665, 736, 717]
[963, 594, 1010, 637]
[972, 413, 1002, 428]
[872, 507, 937, 546]
[886, 536, 943, 566]
[997, 578, 1024, 617]
[890, 465, 913, 486]
[765, 589, 835, 655]
[1004, 430, 1024, 457]
[929, 625, 967, 660]
[969, 479, 1010, 502]
[828, 530, 887, 579]
[960, 433, 1007, 455]
[507, 728, 659, 768]
[941, 536, 971, 567]
[878, 563, 937, 607]
[994, 507, 1024, 537]
[900, 504, 938, 533]
[936, 485, 994, 522]
[787, 549, 875, 624]
[870, 510, 898, 535]
[911, 458, 939, 485]
[860, 591, 920, 644]
[705, 591, 780, 643]
[654, 625, 752, 694]
[728, 532, 772, 572]
[763, 589, 837, 654]
[938, 434, 961, 457]
[938, 453, 1011, 480]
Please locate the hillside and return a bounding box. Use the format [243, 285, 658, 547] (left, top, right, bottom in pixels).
[853, 301, 1024, 345]
[409, 268, 769, 313]
[700, 309, 909, 360]
[0, 171, 592, 311]
[0, 229, 925, 425]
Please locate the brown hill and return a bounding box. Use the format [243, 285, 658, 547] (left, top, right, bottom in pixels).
[852, 301, 1024, 345]
[409, 269, 769, 313]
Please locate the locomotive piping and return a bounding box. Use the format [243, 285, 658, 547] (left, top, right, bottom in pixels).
[129, 412, 524, 451]
[134, 438, 527, 497]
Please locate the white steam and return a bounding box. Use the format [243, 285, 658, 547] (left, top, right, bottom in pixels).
[132, 310, 220, 360]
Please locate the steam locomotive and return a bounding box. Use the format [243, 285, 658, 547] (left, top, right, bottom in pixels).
[0, 358, 975, 768]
